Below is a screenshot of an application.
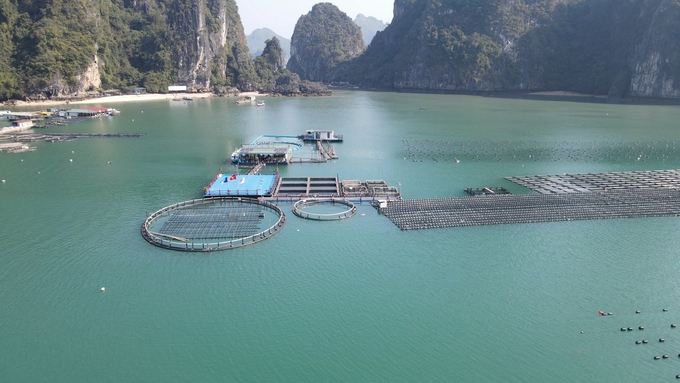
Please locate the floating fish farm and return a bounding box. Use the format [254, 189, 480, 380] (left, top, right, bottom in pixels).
[380, 188, 680, 230]
[507, 169, 680, 193]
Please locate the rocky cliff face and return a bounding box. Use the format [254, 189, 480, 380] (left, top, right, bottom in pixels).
[0, 0, 257, 100]
[341, 0, 680, 99]
[287, 3, 365, 81]
[628, 0, 680, 98]
[4, 0, 679, 100]
[170, 0, 255, 91]
[25, 56, 101, 99]
[254, 37, 286, 85]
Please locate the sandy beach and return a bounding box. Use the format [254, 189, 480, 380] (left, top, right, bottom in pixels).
[5, 91, 264, 108]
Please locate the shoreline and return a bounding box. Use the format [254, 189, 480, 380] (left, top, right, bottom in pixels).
[331, 86, 680, 106]
[3, 91, 264, 108]
[5, 88, 680, 108]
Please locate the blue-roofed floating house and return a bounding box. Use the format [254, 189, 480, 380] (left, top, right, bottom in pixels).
[204, 173, 279, 197]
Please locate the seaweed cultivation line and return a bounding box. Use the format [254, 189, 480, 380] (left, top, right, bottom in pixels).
[507, 169, 680, 194]
[402, 139, 680, 163]
[379, 189, 680, 230]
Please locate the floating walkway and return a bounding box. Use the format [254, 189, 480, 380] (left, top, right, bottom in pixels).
[380, 189, 680, 230]
[507, 170, 680, 194]
[316, 140, 337, 160]
[266, 177, 400, 202]
[9, 132, 145, 142]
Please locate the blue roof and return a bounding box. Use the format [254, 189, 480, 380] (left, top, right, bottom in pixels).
[205, 174, 277, 197]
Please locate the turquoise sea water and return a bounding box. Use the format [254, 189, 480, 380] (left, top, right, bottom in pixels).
[2, 91, 680, 382]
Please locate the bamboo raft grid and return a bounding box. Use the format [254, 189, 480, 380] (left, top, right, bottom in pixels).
[507, 170, 680, 194]
[380, 189, 680, 230]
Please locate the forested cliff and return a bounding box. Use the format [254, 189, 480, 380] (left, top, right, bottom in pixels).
[334, 0, 680, 99]
[287, 3, 365, 82]
[1, 0, 679, 100]
[0, 0, 256, 100]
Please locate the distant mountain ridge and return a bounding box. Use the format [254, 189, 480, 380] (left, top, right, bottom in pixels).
[247, 28, 291, 62]
[353, 14, 388, 46]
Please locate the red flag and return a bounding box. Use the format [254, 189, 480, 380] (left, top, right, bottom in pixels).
[229, 174, 237, 181]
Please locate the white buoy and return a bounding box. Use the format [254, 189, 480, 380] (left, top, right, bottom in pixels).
[69, 159, 73, 162]
[20, 159, 23, 162]
[107, 161, 111, 164]
[1, 179, 5, 183]
[71, 150, 74, 153]
[100, 287, 105, 292]
[296, 229, 300, 232]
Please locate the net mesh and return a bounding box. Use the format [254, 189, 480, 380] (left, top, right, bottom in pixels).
[158, 205, 262, 239]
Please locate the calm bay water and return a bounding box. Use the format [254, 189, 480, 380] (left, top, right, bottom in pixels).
[2, 91, 680, 382]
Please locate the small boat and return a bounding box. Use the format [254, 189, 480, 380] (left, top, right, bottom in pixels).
[230, 150, 240, 163]
[256, 101, 265, 107]
[418, 106, 428, 111]
[183, 96, 193, 101]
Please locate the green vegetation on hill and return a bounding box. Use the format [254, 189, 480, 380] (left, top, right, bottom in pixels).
[338, 0, 680, 98]
[287, 2, 365, 82]
[254, 37, 286, 84]
[0, 0, 259, 100]
[1, 0, 678, 100]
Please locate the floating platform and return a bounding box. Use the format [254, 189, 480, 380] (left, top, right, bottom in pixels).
[300, 129, 343, 142]
[204, 173, 278, 197]
[204, 174, 400, 201]
[274, 177, 340, 197]
[264, 177, 401, 202]
[507, 170, 680, 194]
[380, 189, 680, 230]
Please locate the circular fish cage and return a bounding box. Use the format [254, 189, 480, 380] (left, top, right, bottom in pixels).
[141, 197, 286, 251]
[292, 199, 357, 220]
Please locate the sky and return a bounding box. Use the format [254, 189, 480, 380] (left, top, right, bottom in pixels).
[236, 0, 394, 39]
